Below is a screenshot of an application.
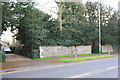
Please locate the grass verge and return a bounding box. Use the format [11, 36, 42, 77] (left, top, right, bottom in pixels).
[36, 54, 92, 59]
[102, 51, 117, 54]
[59, 55, 115, 62]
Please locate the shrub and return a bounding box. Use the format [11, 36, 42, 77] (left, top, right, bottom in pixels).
[0, 51, 6, 62]
[14, 48, 24, 55]
[31, 49, 40, 59]
[9, 46, 16, 53]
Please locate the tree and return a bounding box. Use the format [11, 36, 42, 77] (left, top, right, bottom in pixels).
[53, 2, 86, 46]
[0, 1, 2, 35]
[102, 11, 118, 45]
[85, 1, 115, 45]
[18, 8, 50, 47]
[2, 2, 33, 32]
[17, 6, 51, 58]
[2, 1, 51, 58]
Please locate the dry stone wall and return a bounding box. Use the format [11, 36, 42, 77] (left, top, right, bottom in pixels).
[39, 45, 91, 58]
[102, 44, 113, 53]
[39, 44, 113, 58]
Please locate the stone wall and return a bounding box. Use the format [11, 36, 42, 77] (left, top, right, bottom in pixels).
[39, 44, 113, 58]
[102, 44, 113, 53]
[39, 45, 91, 58]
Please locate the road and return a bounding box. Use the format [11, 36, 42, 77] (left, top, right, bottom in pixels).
[2, 56, 118, 78]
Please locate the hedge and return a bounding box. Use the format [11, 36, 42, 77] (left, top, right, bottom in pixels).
[31, 49, 40, 59]
[0, 51, 6, 62]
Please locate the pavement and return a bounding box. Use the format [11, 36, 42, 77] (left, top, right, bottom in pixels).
[5, 54, 31, 62]
[2, 56, 118, 78]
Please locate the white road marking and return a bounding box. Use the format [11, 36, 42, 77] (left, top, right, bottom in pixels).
[107, 66, 118, 69]
[70, 73, 90, 78]
[67, 66, 118, 78]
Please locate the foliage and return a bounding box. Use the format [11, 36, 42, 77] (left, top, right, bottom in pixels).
[14, 47, 24, 55]
[0, 51, 6, 62]
[2, 1, 50, 58]
[16, 4, 50, 58]
[9, 45, 16, 53]
[17, 8, 49, 48]
[47, 2, 87, 46]
[0, 1, 2, 34]
[85, 1, 118, 46]
[2, 2, 34, 32]
[31, 49, 40, 59]
[102, 12, 118, 45]
[1, 1, 119, 58]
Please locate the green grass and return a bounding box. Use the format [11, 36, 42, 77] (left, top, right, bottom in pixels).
[102, 51, 117, 54]
[35, 54, 92, 59]
[59, 55, 115, 62]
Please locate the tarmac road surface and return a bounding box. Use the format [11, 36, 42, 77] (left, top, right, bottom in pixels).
[2, 56, 118, 78]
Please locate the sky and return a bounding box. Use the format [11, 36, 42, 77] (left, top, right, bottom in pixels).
[34, 0, 119, 18]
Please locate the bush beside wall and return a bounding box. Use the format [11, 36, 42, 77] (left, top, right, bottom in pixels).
[31, 49, 40, 59]
[0, 51, 6, 62]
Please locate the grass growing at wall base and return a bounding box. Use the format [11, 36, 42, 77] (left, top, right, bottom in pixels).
[36, 54, 92, 59]
[102, 51, 117, 54]
[59, 55, 115, 62]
